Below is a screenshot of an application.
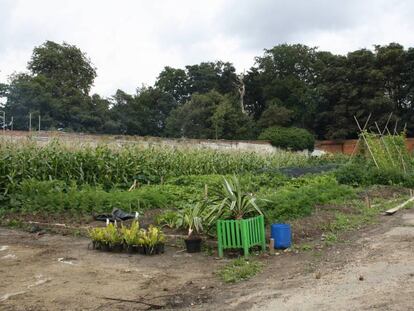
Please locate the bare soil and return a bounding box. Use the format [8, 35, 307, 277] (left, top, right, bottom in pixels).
[1, 208, 414, 310]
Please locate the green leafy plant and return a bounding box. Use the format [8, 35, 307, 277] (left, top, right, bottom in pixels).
[138, 225, 165, 254]
[176, 203, 206, 237]
[103, 223, 123, 246]
[120, 220, 140, 246]
[156, 210, 180, 228]
[262, 175, 355, 221]
[208, 176, 263, 222]
[216, 258, 263, 283]
[259, 126, 315, 151]
[88, 227, 105, 243]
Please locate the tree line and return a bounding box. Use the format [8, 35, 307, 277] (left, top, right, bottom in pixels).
[1, 40, 414, 140]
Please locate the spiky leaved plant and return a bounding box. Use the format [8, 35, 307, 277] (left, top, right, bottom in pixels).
[208, 176, 263, 222]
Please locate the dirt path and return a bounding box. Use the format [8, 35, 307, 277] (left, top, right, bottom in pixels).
[0, 210, 413, 310]
[247, 211, 414, 311]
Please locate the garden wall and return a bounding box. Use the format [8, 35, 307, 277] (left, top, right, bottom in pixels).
[315, 138, 414, 154]
[4, 130, 413, 155]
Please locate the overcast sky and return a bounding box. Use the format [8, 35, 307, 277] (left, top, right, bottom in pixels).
[1, 0, 413, 97]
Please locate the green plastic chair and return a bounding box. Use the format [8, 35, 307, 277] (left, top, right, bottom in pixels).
[217, 215, 266, 258]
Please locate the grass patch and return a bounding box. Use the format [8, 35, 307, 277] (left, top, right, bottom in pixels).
[325, 194, 414, 233]
[217, 258, 263, 283]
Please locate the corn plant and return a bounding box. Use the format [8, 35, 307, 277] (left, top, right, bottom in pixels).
[0, 138, 312, 196]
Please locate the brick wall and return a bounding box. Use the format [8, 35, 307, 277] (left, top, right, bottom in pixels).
[316, 138, 414, 155]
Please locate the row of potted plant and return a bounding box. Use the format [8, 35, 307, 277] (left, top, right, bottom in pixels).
[88, 221, 165, 255]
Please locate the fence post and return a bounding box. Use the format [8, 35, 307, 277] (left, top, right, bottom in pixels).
[217, 220, 223, 258]
[241, 220, 249, 258]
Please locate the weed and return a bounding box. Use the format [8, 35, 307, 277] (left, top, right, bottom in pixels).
[324, 232, 338, 246]
[217, 258, 263, 283]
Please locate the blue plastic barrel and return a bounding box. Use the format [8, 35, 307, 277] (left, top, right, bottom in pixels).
[271, 223, 292, 249]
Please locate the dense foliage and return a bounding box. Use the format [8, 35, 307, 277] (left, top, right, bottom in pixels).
[2, 41, 414, 141]
[259, 126, 315, 151]
[0, 139, 313, 196]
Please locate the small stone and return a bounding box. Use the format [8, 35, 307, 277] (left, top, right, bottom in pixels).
[315, 272, 321, 279]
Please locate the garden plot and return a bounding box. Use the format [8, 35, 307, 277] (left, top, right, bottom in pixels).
[1, 204, 413, 310]
[1, 136, 414, 310]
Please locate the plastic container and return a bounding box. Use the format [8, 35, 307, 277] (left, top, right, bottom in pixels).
[271, 223, 292, 249]
[185, 237, 202, 253]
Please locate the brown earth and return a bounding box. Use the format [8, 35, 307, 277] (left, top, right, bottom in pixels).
[1, 206, 413, 310]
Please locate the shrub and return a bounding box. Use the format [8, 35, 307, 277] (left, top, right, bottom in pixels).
[259, 126, 315, 151]
[334, 163, 367, 186]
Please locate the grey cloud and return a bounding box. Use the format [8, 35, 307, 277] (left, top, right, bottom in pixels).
[215, 0, 402, 50]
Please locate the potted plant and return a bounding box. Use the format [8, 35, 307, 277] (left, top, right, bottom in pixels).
[104, 223, 123, 252]
[178, 203, 205, 253]
[139, 225, 165, 255]
[88, 227, 105, 250]
[120, 220, 140, 253]
[208, 176, 266, 258]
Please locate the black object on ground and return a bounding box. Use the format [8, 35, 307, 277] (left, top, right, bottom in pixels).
[185, 237, 202, 253]
[258, 164, 340, 178]
[93, 208, 138, 222]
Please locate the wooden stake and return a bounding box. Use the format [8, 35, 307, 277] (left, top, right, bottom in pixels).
[365, 195, 371, 209]
[350, 114, 371, 159]
[385, 127, 407, 174]
[375, 121, 395, 168]
[269, 238, 275, 254]
[382, 112, 393, 135]
[128, 180, 137, 192]
[354, 115, 379, 168]
[385, 196, 414, 215]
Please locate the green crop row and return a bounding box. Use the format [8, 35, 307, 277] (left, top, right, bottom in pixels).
[0, 138, 332, 195]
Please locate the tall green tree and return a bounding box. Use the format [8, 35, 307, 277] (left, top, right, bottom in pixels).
[28, 41, 96, 95]
[165, 90, 252, 139]
[4, 41, 104, 132]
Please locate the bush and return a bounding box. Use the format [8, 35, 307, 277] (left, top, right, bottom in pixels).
[259, 126, 315, 151]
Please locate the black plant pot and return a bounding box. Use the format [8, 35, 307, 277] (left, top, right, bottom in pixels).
[143, 243, 165, 255]
[125, 245, 138, 254]
[185, 237, 202, 253]
[100, 242, 110, 252]
[137, 245, 146, 254]
[111, 243, 124, 252]
[92, 241, 101, 250]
